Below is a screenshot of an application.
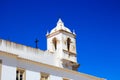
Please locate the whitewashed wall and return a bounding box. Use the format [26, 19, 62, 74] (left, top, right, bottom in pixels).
[0, 54, 17, 80]
[26, 70, 40, 80]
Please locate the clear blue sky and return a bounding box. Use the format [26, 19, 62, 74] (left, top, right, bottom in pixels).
[0, 0, 120, 80]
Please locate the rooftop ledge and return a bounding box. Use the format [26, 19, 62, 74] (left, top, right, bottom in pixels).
[0, 39, 56, 66]
[0, 39, 45, 55]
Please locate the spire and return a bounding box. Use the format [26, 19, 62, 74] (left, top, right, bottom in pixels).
[46, 30, 49, 35]
[57, 18, 63, 23]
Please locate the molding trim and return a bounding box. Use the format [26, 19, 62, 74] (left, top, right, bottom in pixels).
[63, 49, 76, 56]
[18, 57, 104, 80]
[0, 51, 18, 58]
[46, 30, 76, 38]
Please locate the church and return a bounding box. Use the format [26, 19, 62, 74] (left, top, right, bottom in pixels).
[0, 19, 105, 80]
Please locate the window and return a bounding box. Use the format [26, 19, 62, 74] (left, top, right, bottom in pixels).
[0, 60, 2, 80]
[40, 72, 49, 80]
[52, 38, 57, 50]
[16, 68, 25, 80]
[67, 38, 71, 51]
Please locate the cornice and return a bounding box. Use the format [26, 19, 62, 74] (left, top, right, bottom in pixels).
[0, 51, 18, 58]
[63, 49, 76, 56]
[18, 57, 104, 80]
[46, 30, 76, 38]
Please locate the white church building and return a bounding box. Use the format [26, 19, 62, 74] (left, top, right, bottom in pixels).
[0, 19, 105, 80]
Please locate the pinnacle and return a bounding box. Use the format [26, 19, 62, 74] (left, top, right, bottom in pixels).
[57, 18, 63, 24]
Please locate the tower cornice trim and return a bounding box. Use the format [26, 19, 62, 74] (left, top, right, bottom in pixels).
[46, 30, 76, 38]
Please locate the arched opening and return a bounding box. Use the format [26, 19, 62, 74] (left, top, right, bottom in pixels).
[52, 38, 57, 50]
[67, 38, 71, 51]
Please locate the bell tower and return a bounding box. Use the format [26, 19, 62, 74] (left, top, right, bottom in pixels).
[46, 18, 79, 70]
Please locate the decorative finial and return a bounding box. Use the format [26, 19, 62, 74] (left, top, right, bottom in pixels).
[58, 18, 62, 22]
[57, 18, 64, 24]
[57, 18, 64, 28]
[35, 38, 39, 49]
[46, 30, 49, 35]
[73, 29, 76, 35]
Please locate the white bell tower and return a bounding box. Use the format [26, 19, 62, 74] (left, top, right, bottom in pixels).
[46, 18, 79, 70]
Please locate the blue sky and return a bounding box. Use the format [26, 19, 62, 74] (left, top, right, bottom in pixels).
[0, 0, 120, 80]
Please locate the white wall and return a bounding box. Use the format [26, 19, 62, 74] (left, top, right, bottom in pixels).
[50, 75, 62, 80]
[26, 70, 40, 80]
[0, 54, 17, 80]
